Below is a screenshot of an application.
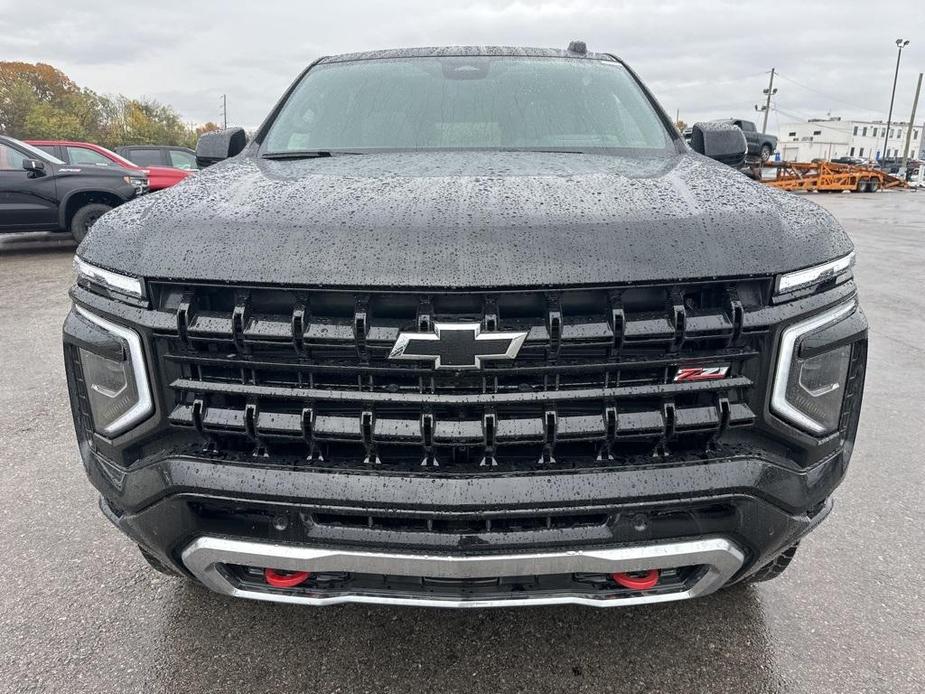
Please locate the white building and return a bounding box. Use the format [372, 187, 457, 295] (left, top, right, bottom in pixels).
[775, 117, 923, 162]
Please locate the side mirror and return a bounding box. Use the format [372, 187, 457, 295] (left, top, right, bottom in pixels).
[688, 121, 747, 168]
[23, 159, 46, 175]
[196, 127, 247, 168]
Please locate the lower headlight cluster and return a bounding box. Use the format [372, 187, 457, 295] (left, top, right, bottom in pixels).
[75, 306, 153, 437]
[123, 175, 149, 195]
[771, 300, 856, 436]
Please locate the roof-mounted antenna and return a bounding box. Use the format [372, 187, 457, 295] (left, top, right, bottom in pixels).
[567, 40, 587, 55]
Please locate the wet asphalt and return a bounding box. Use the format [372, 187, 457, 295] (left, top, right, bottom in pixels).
[0, 192, 923, 694]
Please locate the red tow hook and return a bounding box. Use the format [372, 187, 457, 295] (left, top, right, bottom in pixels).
[264, 568, 311, 588]
[611, 569, 660, 590]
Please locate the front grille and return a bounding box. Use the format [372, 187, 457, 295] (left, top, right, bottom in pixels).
[190, 500, 610, 535]
[310, 511, 609, 534]
[151, 280, 768, 471]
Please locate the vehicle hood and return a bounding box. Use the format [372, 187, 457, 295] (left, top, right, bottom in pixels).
[80, 151, 853, 289]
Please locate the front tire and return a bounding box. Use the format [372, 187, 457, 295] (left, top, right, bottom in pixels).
[70, 203, 112, 243]
[760, 144, 773, 162]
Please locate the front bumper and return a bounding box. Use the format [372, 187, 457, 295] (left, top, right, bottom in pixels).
[86, 444, 843, 607]
[182, 536, 745, 608]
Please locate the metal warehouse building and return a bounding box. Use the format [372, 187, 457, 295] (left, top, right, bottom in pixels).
[775, 117, 923, 162]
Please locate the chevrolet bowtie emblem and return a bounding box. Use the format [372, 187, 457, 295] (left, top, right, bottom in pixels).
[388, 322, 528, 370]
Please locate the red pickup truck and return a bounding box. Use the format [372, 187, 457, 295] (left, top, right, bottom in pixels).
[27, 140, 192, 191]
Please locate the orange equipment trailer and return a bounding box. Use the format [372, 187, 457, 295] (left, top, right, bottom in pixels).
[757, 161, 906, 193]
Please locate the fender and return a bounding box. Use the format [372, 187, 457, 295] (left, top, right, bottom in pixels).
[57, 185, 131, 230]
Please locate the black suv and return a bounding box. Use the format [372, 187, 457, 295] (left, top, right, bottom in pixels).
[0, 135, 147, 241]
[64, 45, 867, 608]
[116, 145, 198, 171]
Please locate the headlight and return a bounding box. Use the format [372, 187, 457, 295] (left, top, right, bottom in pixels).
[123, 175, 149, 194]
[74, 257, 147, 305]
[771, 300, 856, 435]
[776, 252, 854, 294]
[75, 306, 153, 437]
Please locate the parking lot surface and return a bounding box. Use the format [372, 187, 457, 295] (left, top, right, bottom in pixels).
[1, 192, 923, 694]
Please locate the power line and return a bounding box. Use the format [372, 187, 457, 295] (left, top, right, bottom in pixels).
[772, 102, 838, 121]
[656, 70, 772, 94]
[773, 108, 849, 132]
[773, 72, 885, 116]
[773, 104, 922, 158]
[771, 106, 857, 135]
[775, 99, 916, 128]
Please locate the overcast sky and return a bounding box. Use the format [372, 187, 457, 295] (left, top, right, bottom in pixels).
[2, 1, 924, 132]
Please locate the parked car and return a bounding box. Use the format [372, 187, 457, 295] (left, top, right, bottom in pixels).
[908, 165, 924, 188]
[727, 119, 777, 161]
[681, 119, 776, 163]
[831, 156, 866, 166]
[65, 44, 867, 608]
[0, 135, 146, 241]
[28, 140, 192, 191]
[876, 158, 903, 175]
[116, 145, 199, 172]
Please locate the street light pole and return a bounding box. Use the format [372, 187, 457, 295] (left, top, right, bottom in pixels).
[883, 39, 909, 162]
[901, 73, 922, 176]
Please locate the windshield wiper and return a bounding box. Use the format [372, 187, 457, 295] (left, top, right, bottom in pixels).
[497, 148, 589, 154]
[262, 150, 364, 160]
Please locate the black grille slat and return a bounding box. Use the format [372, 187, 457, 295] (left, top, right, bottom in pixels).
[609, 292, 626, 354]
[168, 402, 755, 442]
[169, 375, 753, 405]
[164, 348, 758, 376]
[153, 279, 768, 468]
[309, 510, 610, 534]
[670, 288, 687, 351]
[162, 307, 744, 348]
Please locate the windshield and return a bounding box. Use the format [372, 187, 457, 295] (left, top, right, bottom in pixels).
[12, 138, 65, 164]
[95, 145, 137, 169]
[263, 56, 673, 154]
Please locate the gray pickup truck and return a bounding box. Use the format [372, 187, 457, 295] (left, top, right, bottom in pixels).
[729, 119, 777, 161]
[682, 119, 777, 162]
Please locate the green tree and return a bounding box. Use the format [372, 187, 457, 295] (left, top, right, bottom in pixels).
[0, 62, 105, 139]
[23, 101, 84, 140]
[0, 79, 37, 135]
[0, 61, 213, 149]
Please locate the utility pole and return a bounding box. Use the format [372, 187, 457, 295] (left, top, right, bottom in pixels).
[221, 94, 227, 129]
[754, 68, 777, 133]
[901, 72, 922, 175]
[883, 38, 909, 161]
